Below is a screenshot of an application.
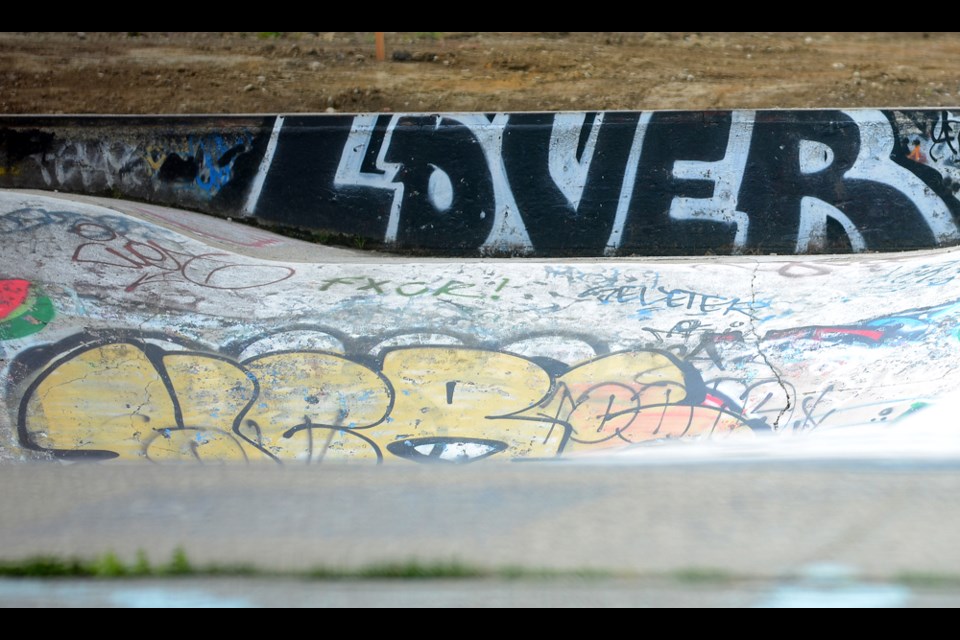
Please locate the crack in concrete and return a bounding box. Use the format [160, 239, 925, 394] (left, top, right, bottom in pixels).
[130, 378, 157, 419]
[37, 373, 99, 405]
[748, 261, 792, 431]
[35, 356, 146, 407]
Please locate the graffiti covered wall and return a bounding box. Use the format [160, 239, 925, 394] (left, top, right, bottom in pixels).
[0, 116, 271, 216]
[2, 191, 960, 464]
[3, 110, 960, 255]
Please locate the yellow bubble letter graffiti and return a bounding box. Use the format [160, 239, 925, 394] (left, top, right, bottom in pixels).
[241, 352, 391, 463]
[378, 347, 560, 463]
[20, 342, 260, 462]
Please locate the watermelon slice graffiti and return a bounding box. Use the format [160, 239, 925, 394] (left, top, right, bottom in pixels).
[0, 279, 54, 340]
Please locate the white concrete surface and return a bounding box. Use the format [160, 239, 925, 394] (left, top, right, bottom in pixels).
[2, 190, 960, 464]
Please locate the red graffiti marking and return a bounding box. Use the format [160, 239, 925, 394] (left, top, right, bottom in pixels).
[907, 145, 926, 164]
[812, 327, 884, 342]
[71, 222, 295, 292]
[0, 279, 29, 319]
[703, 393, 727, 409]
[765, 325, 886, 344]
[710, 331, 743, 343]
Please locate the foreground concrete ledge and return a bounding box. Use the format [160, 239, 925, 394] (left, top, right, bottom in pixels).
[2, 190, 960, 465]
[3, 109, 960, 256]
[1, 462, 959, 580]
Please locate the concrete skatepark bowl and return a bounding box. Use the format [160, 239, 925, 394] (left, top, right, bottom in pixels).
[3, 110, 960, 605]
[3, 110, 960, 464]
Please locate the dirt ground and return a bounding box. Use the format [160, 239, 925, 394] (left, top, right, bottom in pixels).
[1, 32, 959, 114]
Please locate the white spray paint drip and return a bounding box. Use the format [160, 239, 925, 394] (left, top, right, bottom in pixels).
[669, 110, 755, 252]
[605, 111, 652, 255]
[548, 112, 604, 210]
[427, 164, 454, 212]
[242, 115, 285, 216]
[756, 564, 909, 608]
[336, 114, 405, 243]
[796, 197, 867, 253]
[843, 109, 960, 244]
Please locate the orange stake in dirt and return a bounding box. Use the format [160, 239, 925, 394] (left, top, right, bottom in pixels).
[375, 32, 385, 61]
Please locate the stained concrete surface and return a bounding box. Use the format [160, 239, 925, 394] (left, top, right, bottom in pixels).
[5, 190, 960, 606]
[0, 462, 958, 579]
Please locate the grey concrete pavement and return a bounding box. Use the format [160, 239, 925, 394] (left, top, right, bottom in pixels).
[1, 461, 959, 580]
[6, 191, 960, 607]
[3, 576, 954, 608]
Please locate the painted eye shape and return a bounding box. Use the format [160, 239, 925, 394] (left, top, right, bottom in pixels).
[387, 438, 507, 464]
